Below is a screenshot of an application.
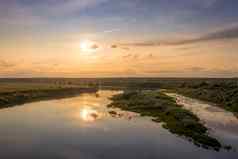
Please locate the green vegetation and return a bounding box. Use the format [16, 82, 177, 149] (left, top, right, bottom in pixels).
[108, 90, 223, 151]
[0, 82, 97, 109]
[174, 81, 238, 116]
[84, 77, 237, 115]
[0, 78, 237, 114]
[0, 78, 236, 150]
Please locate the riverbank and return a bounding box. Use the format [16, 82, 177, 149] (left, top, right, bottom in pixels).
[173, 87, 238, 117]
[0, 87, 98, 109]
[108, 90, 224, 151]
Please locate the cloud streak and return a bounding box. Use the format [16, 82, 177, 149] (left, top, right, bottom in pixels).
[44, 0, 109, 16]
[121, 25, 238, 47]
[0, 60, 15, 68]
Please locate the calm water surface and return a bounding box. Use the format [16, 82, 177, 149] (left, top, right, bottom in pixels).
[0, 90, 237, 159]
[167, 93, 238, 149]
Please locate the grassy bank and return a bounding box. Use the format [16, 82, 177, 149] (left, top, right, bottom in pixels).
[173, 81, 238, 116]
[108, 90, 224, 151]
[0, 86, 98, 109]
[1, 78, 237, 114]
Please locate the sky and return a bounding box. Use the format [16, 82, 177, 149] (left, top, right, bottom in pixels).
[0, 0, 238, 78]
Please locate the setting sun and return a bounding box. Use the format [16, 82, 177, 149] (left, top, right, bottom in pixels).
[0, 0, 238, 158]
[80, 40, 99, 52]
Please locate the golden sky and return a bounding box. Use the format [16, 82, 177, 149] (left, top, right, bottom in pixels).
[1, 0, 238, 77]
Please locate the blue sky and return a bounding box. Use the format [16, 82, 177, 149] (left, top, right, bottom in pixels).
[2, 0, 238, 35]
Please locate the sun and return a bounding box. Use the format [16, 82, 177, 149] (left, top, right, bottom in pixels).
[80, 40, 91, 51]
[80, 40, 99, 52]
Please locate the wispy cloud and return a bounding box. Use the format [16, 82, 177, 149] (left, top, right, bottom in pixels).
[90, 43, 100, 49]
[43, 0, 109, 16]
[189, 67, 206, 72]
[122, 53, 133, 59]
[0, 60, 15, 68]
[111, 45, 118, 48]
[120, 25, 238, 47]
[110, 44, 130, 51]
[103, 28, 121, 34]
[196, 26, 238, 42]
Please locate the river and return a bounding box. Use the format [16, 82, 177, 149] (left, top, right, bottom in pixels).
[166, 93, 238, 150]
[0, 90, 237, 159]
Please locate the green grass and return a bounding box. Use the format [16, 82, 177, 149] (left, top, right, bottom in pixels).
[0, 82, 81, 93]
[173, 81, 238, 116]
[0, 82, 97, 109]
[108, 90, 224, 151]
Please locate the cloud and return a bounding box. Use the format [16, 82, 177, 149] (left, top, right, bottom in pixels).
[197, 26, 238, 41]
[103, 28, 121, 34]
[110, 44, 130, 51]
[189, 0, 218, 8]
[90, 44, 99, 49]
[122, 53, 141, 60]
[189, 67, 206, 72]
[121, 52, 154, 61]
[111, 45, 117, 48]
[133, 54, 139, 59]
[122, 47, 130, 50]
[122, 53, 133, 59]
[0, 60, 15, 68]
[45, 0, 109, 16]
[147, 53, 153, 59]
[120, 25, 238, 47]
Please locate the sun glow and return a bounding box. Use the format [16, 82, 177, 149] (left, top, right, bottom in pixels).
[80, 107, 99, 122]
[80, 40, 99, 52]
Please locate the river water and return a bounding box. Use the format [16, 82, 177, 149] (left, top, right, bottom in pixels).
[0, 90, 237, 159]
[166, 93, 238, 149]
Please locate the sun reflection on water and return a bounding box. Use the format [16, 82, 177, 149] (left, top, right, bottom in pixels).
[79, 107, 100, 122]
